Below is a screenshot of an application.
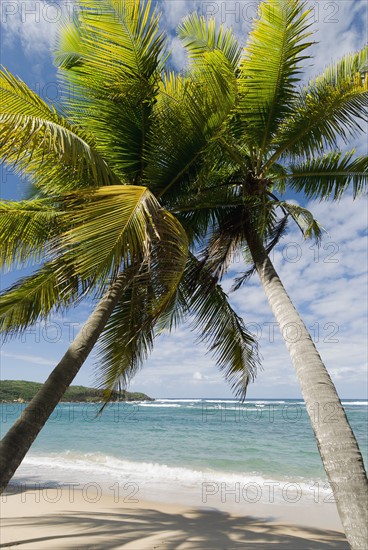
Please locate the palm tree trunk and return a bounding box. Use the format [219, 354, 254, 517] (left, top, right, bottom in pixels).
[0, 274, 126, 493]
[245, 225, 368, 550]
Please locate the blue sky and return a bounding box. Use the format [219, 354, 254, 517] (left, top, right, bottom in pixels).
[0, 1, 367, 399]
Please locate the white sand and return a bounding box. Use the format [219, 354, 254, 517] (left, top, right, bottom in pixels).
[0, 484, 349, 549]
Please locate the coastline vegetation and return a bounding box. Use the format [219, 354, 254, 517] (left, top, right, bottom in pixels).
[0, 380, 153, 403]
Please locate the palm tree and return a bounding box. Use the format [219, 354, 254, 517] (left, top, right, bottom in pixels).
[165, 3, 367, 548]
[0, 0, 367, 547]
[0, 1, 259, 491]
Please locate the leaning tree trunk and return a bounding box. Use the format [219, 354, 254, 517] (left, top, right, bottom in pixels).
[0, 274, 126, 493]
[245, 226, 368, 550]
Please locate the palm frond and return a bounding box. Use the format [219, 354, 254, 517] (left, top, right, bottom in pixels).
[56, 0, 167, 181]
[56, 185, 188, 294]
[170, 160, 245, 211]
[146, 49, 236, 197]
[266, 163, 289, 194]
[0, 199, 64, 270]
[0, 67, 119, 193]
[94, 266, 159, 401]
[272, 201, 323, 241]
[93, 208, 189, 401]
[267, 46, 368, 167]
[0, 262, 83, 338]
[1, 185, 188, 340]
[238, 0, 313, 164]
[198, 206, 247, 282]
[101, 247, 261, 400]
[54, 11, 84, 70]
[183, 254, 260, 399]
[286, 151, 368, 199]
[177, 12, 242, 68]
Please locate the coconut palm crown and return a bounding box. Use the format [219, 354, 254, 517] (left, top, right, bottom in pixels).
[0, 1, 367, 548]
[171, 5, 368, 550]
[0, 0, 261, 399]
[0, 0, 263, 498]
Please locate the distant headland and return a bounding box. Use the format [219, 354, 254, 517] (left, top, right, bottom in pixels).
[0, 380, 154, 403]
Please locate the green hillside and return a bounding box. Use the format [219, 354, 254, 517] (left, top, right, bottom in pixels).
[0, 380, 153, 403]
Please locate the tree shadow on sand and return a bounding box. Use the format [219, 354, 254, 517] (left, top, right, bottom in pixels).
[1, 503, 349, 549]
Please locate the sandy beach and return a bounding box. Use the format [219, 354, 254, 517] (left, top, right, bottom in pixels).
[0, 484, 349, 549]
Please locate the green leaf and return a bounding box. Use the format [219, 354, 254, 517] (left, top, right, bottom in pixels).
[182, 254, 260, 399]
[1, 186, 188, 341]
[286, 151, 368, 199]
[94, 265, 160, 399]
[0, 199, 64, 270]
[92, 204, 190, 400]
[0, 67, 119, 193]
[0, 262, 83, 337]
[271, 201, 324, 241]
[56, 185, 188, 292]
[238, 0, 314, 165]
[56, 0, 167, 181]
[177, 12, 242, 68]
[267, 47, 368, 167]
[147, 56, 236, 197]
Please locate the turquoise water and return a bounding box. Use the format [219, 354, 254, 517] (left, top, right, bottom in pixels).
[1, 399, 367, 507]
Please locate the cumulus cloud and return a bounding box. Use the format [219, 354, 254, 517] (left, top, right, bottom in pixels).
[2, 0, 365, 63]
[306, 1, 366, 77]
[0, 0, 71, 56]
[1, 1, 366, 398]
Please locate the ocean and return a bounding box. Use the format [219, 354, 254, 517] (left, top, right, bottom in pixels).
[1, 399, 367, 511]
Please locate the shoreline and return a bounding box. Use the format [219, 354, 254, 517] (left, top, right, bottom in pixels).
[0, 484, 348, 549]
[9, 454, 337, 512]
[2, 397, 363, 548]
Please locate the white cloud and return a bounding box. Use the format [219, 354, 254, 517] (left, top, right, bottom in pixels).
[1, 2, 366, 399]
[166, 35, 189, 71]
[2, 0, 365, 74]
[306, 1, 366, 78]
[0, 0, 70, 56]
